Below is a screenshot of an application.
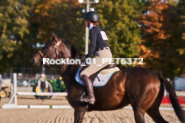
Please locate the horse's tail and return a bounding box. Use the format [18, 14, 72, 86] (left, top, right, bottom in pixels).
[158, 75, 185, 123]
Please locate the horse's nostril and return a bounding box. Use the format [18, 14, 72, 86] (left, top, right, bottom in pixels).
[31, 59, 34, 64]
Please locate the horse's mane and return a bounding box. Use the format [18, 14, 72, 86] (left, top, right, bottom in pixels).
[61, 38, 83, 59]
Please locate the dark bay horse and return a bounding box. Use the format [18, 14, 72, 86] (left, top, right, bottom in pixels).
[31, 34, 185, 123]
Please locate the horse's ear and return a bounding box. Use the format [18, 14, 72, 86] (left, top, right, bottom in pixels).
[59, 38, 65, 43]
[52, 32, 58, 41]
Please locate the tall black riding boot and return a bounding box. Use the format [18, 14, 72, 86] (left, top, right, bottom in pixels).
[80, 75, 95, 104]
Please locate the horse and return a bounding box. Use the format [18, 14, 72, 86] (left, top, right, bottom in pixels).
[31, 34, 185, 123]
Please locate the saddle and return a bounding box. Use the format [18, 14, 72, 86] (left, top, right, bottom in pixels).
[79, 63, 117, 82]
[78, 63, 118, 100]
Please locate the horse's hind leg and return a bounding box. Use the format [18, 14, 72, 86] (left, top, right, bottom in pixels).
[147, 108, 168, 123]
[130, 88, 156, 123]
[133, 108, 145, 123]
[146, 82, 168, 123]
[130, 80, 161, 123]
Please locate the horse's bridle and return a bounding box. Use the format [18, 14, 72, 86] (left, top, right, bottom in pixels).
[38, 39, 62, 60]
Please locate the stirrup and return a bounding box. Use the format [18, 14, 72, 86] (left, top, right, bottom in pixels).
[79, 91, 86, 102]
[81, 96, 95, 104]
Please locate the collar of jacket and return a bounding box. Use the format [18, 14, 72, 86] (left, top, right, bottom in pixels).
[89, 23, 94, 30]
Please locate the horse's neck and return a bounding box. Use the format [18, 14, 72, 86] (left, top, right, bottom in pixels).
[58, 41, 81, 87]
[59, 64, 79, 87]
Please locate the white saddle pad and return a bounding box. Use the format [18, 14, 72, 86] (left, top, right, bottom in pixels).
[75, 66, 118, 87]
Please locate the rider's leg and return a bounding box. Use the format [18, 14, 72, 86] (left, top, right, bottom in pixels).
[80, 49, 112, 104]
[80, 74, 95, 104]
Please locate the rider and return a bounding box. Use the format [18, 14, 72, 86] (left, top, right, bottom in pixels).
[80, 11, 113, 104]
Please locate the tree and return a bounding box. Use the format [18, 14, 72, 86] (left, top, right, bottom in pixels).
[0, 0, 85, 73]
[31, 0, 85, 49]
[94, 0, 142, 67]
[0, 0, 37, 72]
[138, 0, 185, 79]
[176, 0, 185, 76]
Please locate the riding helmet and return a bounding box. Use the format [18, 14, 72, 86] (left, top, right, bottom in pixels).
[83, 11, 100, 22]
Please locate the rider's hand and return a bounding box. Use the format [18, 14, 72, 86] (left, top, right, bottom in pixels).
[80, 55, 86, 62]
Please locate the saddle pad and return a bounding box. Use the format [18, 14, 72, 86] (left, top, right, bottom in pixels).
[75, 67, 118, 87]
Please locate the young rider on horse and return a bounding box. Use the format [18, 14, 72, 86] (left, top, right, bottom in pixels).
[80, 11, 113, 104]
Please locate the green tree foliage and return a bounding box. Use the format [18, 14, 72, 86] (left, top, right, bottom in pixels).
[94, 0, 142, 67]
[1, 0, 184, 79]
[139, 0, 185, 79]
[31, 0, 85, 49]
[177, 0, 185, 75]
[0, 0, 144, 73]
[0, 0, 37, 72]
[0, 0, 84, 73]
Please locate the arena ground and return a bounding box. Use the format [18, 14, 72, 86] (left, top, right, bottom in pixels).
[0, 87, 185, 123]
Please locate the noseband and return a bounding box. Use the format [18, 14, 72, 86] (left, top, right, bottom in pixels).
[38, 39, 62, 59]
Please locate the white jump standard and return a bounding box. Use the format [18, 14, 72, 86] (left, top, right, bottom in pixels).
[2, 73, 69, 109]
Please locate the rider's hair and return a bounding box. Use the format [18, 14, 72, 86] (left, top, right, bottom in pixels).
[89, 20, 99, 27]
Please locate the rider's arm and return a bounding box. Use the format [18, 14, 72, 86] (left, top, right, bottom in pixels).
[87, 29, 97, 58]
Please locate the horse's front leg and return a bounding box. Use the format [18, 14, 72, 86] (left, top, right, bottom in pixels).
[74, 106, 88, 123]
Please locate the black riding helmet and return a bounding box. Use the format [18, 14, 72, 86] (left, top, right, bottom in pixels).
[83, 11, 100, 22]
